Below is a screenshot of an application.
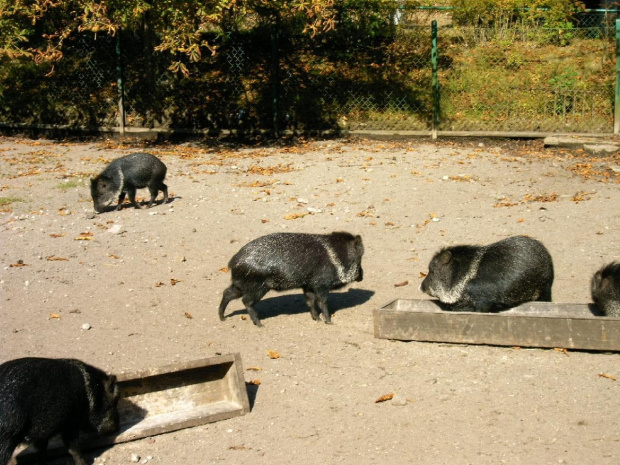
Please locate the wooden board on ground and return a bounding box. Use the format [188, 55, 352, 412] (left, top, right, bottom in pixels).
[374, 299, 620, 351]
[17, 353, 250, 462]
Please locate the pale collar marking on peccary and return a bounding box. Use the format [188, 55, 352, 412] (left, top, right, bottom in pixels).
[70, 359, 96, 412]
[437, 249, 484, 304]
[317, 237, 358, 284]
[113, 167, 124, 200]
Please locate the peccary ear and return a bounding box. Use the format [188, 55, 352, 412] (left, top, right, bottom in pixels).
[599, 276, 612, 293]
[105, 375, 120, 399]
[438, 250, 452, 265]
[353, 235, 364, 256]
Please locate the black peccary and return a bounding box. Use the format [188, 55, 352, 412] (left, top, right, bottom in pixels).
[0, 357, 120, 465]
[219, 232, 365, 327]
[90, 152, 168, 213]
[591, 262, 620, 317]
[420, 235, 554, 312]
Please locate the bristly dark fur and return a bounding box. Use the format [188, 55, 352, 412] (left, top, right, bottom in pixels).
[0, 357, 120, 465]
[90, 152, 168, 213]
[591, 261, 620, 317]
[219, 232, 364, 327]
[421, 235, 554, 313]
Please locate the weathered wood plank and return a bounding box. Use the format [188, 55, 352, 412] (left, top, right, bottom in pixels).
[374, 300, 620, 351]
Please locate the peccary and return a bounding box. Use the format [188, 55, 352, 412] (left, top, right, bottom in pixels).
[219, 232, 364, 327]
[591, 262, 620, 317]
[90, 152, 168, 213]
[0, 357, 120, 465]
[420, 235, 554, 312]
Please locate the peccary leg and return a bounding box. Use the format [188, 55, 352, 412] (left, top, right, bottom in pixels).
[62, 431, 87, 465]
[127, 187, 144, 209]
[314, 288, 333, 324]
[303, 288, 321, 321]
[147, 182, 168, 208]
[160, 182, 169, 204]
[219, 285, 243, 321]
[146, 186, 159, 208]
[241, 289, 268, 327]
[32, 439, 49, 465]
[0, 434, 19, 465]
[115, 192, 127, 210]
[539, 286, 552, 302]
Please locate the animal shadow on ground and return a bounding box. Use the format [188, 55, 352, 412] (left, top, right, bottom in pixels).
[95, 195, 177, 214]
[225, 288, 375, 323]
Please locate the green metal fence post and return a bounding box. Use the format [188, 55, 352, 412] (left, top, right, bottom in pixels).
[116, 29, 126, 136]
[271, 15, 281, 138]
[615, 19, 620, 135]
[431, 20, 439, 140]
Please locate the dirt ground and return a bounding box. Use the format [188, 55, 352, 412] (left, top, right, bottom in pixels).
[1, 135, 619, 465]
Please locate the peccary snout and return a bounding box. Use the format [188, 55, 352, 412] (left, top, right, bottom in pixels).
[421, 235, 554, 312]
[90, 152, 168, 213]
[219, 231, 364, 327]
[591, 262, 620, 317]
[0, 357, 120, 465]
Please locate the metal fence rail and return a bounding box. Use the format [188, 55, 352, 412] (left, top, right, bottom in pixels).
[0, 6, 618, 138]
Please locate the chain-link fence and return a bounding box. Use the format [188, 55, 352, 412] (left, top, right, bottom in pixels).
[437, 20, 615, 133]
[0, 5, 618, 136]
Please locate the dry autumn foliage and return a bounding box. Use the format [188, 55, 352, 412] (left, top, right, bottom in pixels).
[375, 393, 394, 403]
[267, 350, 281, 359]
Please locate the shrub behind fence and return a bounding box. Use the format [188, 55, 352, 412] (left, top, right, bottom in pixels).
[0, 6, 617, 136]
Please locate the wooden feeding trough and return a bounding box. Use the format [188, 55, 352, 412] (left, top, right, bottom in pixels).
[17, 353, 250, 462]
[374, 299, 620, 351]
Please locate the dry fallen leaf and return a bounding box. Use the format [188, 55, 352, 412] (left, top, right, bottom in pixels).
[523, 192, 559, 203]
[219, 267, 229, 273]
[248, 379, 261, 385]
[246, 367, 262, 371]
[284, 212, 308, 220]
[394, 281, 409, 287]
[267, 350, 280, 359]
[571, 191, 594, 203]
[49, 313, 61, 319]
[49, 233, 65, 238]
[75, 232, 93, 241]
[419, 271, 427, 278]
[554, 348, 569, 356]
[598, 373, 617, 381]
[375, 393, 394, 403]
[9, 261, 28, 267]
[155, 282, 164, 287]
[184, 312, 193, 319]
[109, 254, 120, 259]
[46, 256, 68, 261]
[170, 278, 181, 286]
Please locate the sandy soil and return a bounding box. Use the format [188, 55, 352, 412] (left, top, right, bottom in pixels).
[1, 135, 619, 465]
